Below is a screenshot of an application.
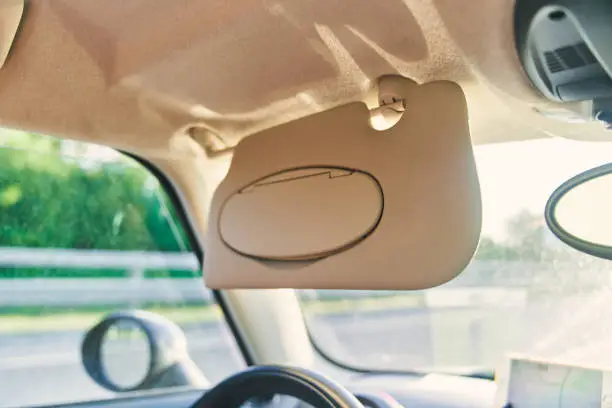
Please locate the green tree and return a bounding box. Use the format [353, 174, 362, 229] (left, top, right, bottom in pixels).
[0, 132, 190, 252]
[505, 210, 546, 261]
[475, 236, 520, 260]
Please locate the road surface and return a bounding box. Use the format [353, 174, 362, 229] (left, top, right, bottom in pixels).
[0, 299, 606, 408]
[2, 308, 445, 407]
[0, 323, 241, 407]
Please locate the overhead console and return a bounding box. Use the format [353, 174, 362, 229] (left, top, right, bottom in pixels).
[515, 0, 612, 127]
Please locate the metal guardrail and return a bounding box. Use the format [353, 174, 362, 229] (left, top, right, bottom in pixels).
[0, 248, 204, 306]
[0, 248, 199, 270]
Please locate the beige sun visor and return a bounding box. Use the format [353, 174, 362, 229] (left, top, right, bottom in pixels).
[0, 1, 23, 69]
[204, 77, 481, 290]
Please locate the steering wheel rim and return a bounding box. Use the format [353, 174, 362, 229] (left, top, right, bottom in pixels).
[191, 365, 364, 408]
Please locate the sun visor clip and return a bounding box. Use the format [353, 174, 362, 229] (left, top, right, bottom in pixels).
[369, 76, 410, 130]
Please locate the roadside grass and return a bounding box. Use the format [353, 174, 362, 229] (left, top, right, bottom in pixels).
[0, 293, 425, 335]
[0, 304, 222, 334]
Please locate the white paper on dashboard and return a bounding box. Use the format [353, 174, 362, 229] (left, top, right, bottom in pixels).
[496, 354, 612, 408]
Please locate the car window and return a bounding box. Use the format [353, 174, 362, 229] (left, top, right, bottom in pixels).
[0, 129, 244, 408]
[299, 138, 612, 375]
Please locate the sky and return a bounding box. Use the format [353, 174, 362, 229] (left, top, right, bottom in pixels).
[475, 137, 612, 240]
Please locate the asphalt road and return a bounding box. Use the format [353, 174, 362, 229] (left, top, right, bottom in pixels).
[1, 299, 607, 408]
[0, 324, 243, 408]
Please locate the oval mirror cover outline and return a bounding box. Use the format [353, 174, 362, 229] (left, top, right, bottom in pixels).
[219, 167, 383, 261]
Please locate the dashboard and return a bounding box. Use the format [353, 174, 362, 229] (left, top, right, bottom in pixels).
[496, 356, 612, 407]
[47, 373, 496, 408]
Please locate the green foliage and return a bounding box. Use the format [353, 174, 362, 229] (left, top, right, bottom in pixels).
[0, 132, 190, 252]
[0, 268, 128, 279]
[144, 268, 201, 278]
[475, 209, 585, 262]
[0, 131, 196, 279]
[0, 268, 201, 279]
[475, 237, 521, 260]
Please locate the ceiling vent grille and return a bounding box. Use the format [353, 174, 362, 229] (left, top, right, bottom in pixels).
[544, 42, 597, 73]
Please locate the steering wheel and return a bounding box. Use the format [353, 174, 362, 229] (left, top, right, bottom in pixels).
[191, 365, 364, 408]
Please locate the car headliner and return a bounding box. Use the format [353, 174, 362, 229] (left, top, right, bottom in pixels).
[0, 0, 609, 248]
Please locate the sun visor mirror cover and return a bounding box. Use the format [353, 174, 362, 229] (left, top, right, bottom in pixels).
[204, 78, 482, 290]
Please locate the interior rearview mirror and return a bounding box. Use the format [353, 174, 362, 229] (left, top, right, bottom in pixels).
[546, 163, 612, 259]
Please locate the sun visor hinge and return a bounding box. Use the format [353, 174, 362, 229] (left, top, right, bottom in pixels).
[187, 125, 234, 157]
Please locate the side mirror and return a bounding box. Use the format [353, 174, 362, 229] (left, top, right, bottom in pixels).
[546, 162, 612, 260]
[81, 310, 208, 393]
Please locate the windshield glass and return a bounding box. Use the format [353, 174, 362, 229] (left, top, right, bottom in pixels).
[0, 129, 244, 408]
[299, 138, 612, 374]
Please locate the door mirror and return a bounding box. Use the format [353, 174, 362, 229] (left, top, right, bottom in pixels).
[82, 310, 208, 392]
[546, 163, 612, 259]
[100, 319, 151, 390]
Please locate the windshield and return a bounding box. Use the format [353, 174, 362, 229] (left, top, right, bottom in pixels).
[299, 137, 612, 374]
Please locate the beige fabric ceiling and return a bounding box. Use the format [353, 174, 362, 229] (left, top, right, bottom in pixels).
[0, 0, 610, 160]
